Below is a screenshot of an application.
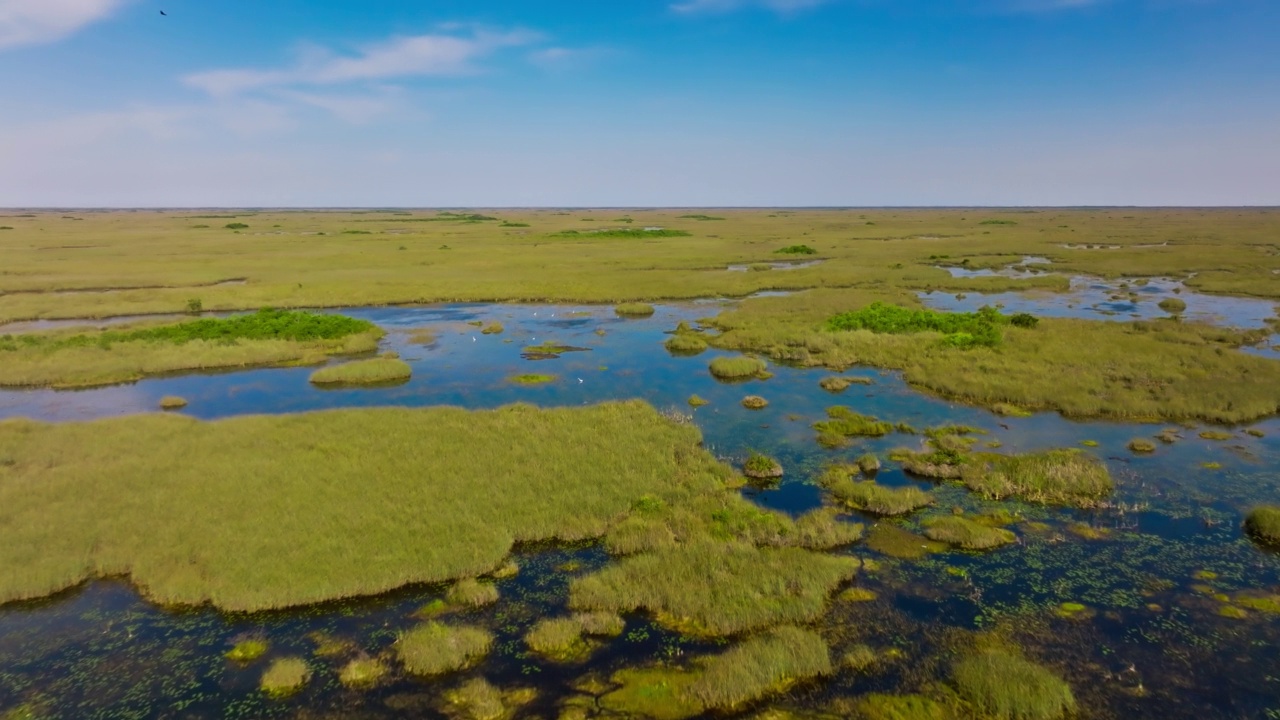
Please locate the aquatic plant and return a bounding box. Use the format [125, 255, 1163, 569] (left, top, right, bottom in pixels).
[741, 395, 769, 410]
[481, 322, 504, 335]
[922, 516, 1016, 550]
[743, 451, 783, 479]
[687, 626, 832, 709]
[820, 467, 932, 516]
[309, 357, 412, 385]
[775, 244, 817, 255]
[665, 334, 708, 354]
[615, 303, 656, 317]
[397, 622, 494, 675]
[569, 541, 858, 636]
[339, 656, 389, 687]
[952, 651, 1075, 720]
[857, 453, 881, 473]
[992, 402, 1033, 417]
[445, 578, 499, 608]
[865, 524, 944, 559]
[853, 694, 951, 720]
[818, 375, 872, 392]
[843, 645, 878, 672]
[226, 638, 268, 662]
[1128, 438, 1157, 454]
[260, 657, 310, 697]
[522, 341, 591, 359]
[963, 448, 1113, 508]
[158, 395, 188, 410]
[1159, 297, 1188, 313]
[525, 617, 591, 661]
[709, 356, 768, 379]
[1199, 430, 1233, 440]
[508, 373, 555, 384]
[1244, 506, 1280, 546]
[575, 611, 626, 636]
[814, 406, 895, 439]
[687, 394, 709, 407]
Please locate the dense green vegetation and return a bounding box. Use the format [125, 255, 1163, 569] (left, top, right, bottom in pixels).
[309, 357, 412, 385]
[708, 356, 768, 380]
[615, 302, 656, 317]
[922, 516, 1017, 550]
[552, 228, 692, 239]
[775, 244, 817, 255]
[820, 467, 932, 516]
[395, 622, 493, 675]
[952, 651, 1075, 720]
[0, 401, 730, 609]
[826, 302, 1035, 349]
[260, 658, 310, 697]
[1245, 506, 1280, 546]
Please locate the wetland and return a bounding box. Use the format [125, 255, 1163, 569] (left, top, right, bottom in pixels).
[1, 209, 1279, 719]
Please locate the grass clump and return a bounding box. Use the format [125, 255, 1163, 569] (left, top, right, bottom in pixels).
[554, 228, 691, 239]
[1158, 297, 1188, 313]
[309, 357, 412, 385]
[525, 617, 591, 661]
[616, 302, 656, 317]
[741, 395, 769, 410]
[1244, 506, 1280, 546]
[481, 322, 504, 335]
[820, 468, 932, 517]
[509, 373, 555, 384]
[445, 578, 499, 608]
[814, 406, 895, 443]
[687, 626, 832, 709]
[0, 400, 732, 610]
[687, 394, 709, 407]
[226, 638, 268, 662]
[952, 651, 1075, 720]
[1128, 438, 1157, 454]
[397, 622, 494, 675]
[1199, 430, 1233, 440]
[665, 334, 708, 354]
[569, 541, 858, 636]
[159, 395, 188, 410]
[743, 451, 783, 479]
[922, 516, 1016, 550]
[709, 356, 768, 380]
[827, 302, 1019, 349]
[853, 694, 951, 720]
[339, 656, 388, 687]
[260, 657, 310, 697]
[775, 244, 817, 255]
[963, 449, 1113, 508]
[866, 525, 945, 559]
[819, 375, 872, 392]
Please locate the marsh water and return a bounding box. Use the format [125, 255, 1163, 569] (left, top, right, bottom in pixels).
[2, 300, 1280, 719]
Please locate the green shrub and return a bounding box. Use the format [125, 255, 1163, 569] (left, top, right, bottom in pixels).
[615, 303, 656, 317]
[978, 219, 1018, 225]
[554, 228, 691, 239]
[952, 651, 1075, 720]
[260, 657, 310, 697]
[922, 516, 1016, 550]
[396, 622, 494, 675]
[309, 358, 412, 385]
[775, 245, 817, 255]
[224, 222, 249, 230]
[709, 356, 767, 380]
[1158, 297, 1188, 313]
[1245, 506, 1280, 545]
[827, 302, 1013, 349]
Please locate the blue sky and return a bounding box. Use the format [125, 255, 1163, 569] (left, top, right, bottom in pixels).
[0, 0, 1276, 206]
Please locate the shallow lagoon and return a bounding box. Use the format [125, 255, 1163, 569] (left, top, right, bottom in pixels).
[1, 302, 1279, 718]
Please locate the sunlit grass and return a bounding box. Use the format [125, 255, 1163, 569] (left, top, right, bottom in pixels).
[309, 357, 411, 385]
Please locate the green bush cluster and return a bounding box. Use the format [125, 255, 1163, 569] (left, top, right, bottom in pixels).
[826, 302, 1032, 349]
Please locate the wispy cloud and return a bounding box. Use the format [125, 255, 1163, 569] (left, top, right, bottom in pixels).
[184, 27, 539, 97]
[0, 0, 131, 50]
[671, 0, 832, 14]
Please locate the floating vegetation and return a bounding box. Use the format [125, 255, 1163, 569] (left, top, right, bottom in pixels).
[481, 322, 504, 335]
[260, 657, 311, 698]
[397, 622, 494, 675]
[445, 578, 499, 608]
[1128, 438, 1157, 454]
[820, 466, 932, 516]
[743, 451, 783, 480]
[709, 356, 768, 380]
[818, 375, 873, 393]
[687, 394, 709, 407]
[309, 357, 412, 385]
[1244, 506, 1280, 546]
[226, 637, 268, 662]
[508, 373, 556, 384]
[158, 395, 188, 410]
[923, 516, 1016, 550]
[526, 617, 591, 662]
[775, 244, 817, 255]
[615, 303, 656, 317]
[866, 524, 945, 559]
[952, 651, 1074, 720]
[665, 334, 708, 354]
[570, 542, 858, 636]
[339, 656, 389, 687]
[521, 341, 592, 360]
[1156, 428, 1182, 444]
[741, 395, 769, 409]
[857, 453, 881, 473]
[1199, 430, 1233, 441]
[814, 406, 895, 443]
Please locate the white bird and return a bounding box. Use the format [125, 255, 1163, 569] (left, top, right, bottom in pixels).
[578, 378, 583, 383]
[472, 336, 476, 342]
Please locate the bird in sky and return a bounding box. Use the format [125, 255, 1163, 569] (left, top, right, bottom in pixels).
[160, 10, 167, 15]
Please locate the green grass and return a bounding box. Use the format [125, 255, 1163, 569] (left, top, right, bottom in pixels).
[396, 622, 494, 675]
[338, 657, 388, 687]
[687, 394, 709, 407]
[686, 626, 832, 708]
[853, 694, 951, 720]
[1199, 430, 1233, 440]
[962, 449, 1113, 508]
[552, 228, 692, 239]
[481, 321, 504, 334]
[525, 617, 591, 661]
[922, 516, 1016, 550]
[444, 578, 498, 607]
[741, 395, 769, 409]
[226, 638, 268, 662]
[569, 541, 858, 636]
[709, 356, 767, 380]
[1245, 506, 1280, 546]
[775, 244, 817, 255]
[952, 651, 1075, 720]
[309, 357, 412, 385]
[616, 302, 656, 317]
[508, 373, 556, 385]
[820, 468, 932, 516]
[1128, 438, 1157, 453]
[827, 302, 1020, 349]
[0, 310, 382, 388]
[260, 657, 310, 697]
[159, 395, 188, 410]
[678, 214, 725, 221]
[0, 400, 731, 610]
[1159, 297, 1188, 313]
[814, 406, 896, 444]
[743, 451, 782, 479]
[665, 334, 708, 354]
[818, 375, 872, 392]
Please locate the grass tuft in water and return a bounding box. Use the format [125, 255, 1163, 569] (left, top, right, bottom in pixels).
[397, 622, 494, 676]
[339, 656, 388, 687]
[1128, 438, 1157, 454]
[963, 449, 1113, 508]
[743, 451, 782, 479]
[814, 406, 895, 441]
[741, 395, 769, 409]
[525, 617, 591, 662]
[952, 651, 1075, 720]
[445, 578, 499, 608]
[820, 467, 932, 517]
[226, 638, 268, 662]
[852, 693, 951, 720]
[818, 375, 872, 392]
[1158, 297, 1188, 313]
[159, 395, 188, 410]
[1244, 506, 1280, 546]
[665, 334, 708, 354]
[687, 626, 832, 709]
[260, 657, 311, 697]
[687, 394, 709, 407]
[309, 357, 412, 385]
[922, 516, 1016, 550]
[508, 373, 556, 384]
[481, 322, 504, 335]
[709, 356, 767, 380]
[615, 303, 656, 317]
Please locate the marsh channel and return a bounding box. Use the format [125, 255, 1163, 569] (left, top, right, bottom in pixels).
[1, 290, 1279, 719]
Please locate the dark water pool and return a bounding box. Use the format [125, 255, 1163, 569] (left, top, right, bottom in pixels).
[1, 303, 1278, 719]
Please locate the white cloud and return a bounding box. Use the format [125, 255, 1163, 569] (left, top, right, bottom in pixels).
[185, 28, 539, 97]
[0, 0, 130, 50]
[671, 0, 832, 14]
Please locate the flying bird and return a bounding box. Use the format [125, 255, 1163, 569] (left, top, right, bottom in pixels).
[160, 10, 167, 15]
